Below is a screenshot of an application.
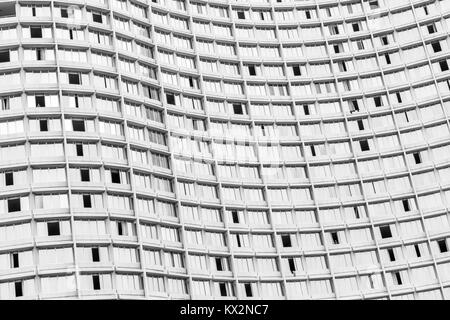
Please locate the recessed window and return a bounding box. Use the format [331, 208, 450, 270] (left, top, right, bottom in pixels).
[352, 23, 360, 32]
[61, 8, 68, 18]
[303, 104, 310, 115]
[292, 65, 301, 76]
[216, 258, 223, 271]
[432, 42, 442, 53]
[244, 283, 252, 297]
[310, 145, 316, 156]
[248, 65, 256, 76]
[39, 119, 48, 132]
[414, 244, 421, 257]
[438, 240, 448, 253]
[232, 103, 243, 115]
[395, 92, 402, 103]
[14, 281, 23, 297]
[369, 0, 379, 9]
[92, 275, 101, 290]
[92, 248, 100, 262]
[331, 232, 339, 244]
[281, 235, 292, 247]
[83, 194, 92, 208]
[47, 222, 61, 236]
[219, 283, 227, 296]
[166, 93, 175, 105]
[350, 100, 359, 112]
[35, 96, 45, 107]
[357, 119, 364, 130]
[384, 53, 391, 64]
[117, 222, 124, 235]
[305, 10, 311, 19]
[7, 198, 21, 212]
[394, 272, 402, 285]
[5, 172, 13, 186]
[92, 13, 103, 23]
[231, 210, 239, 223]
[11, 252, 19, 268]
[413, 152, 422, 164]
[427, 24, 436, 34]
[0, 50, 10, 63]
[380, 225, 392, 239]
[387, 248, 395, 261]
[288, 258, 296, 272]
[237, 11, 245, 19]
[381, 36, 388, 45]
[440, 60, 449, 72]
[353, 207, 360, 219]
[111, 170, 121, 183]
[402, 199, 411, 212]
[76, 144, 83, 156]
[72, 120, 85, 132]
[359, 140, 370, 151]
[30, 27, 42, 38]
[80, 169, 90, 182]
[68, 73, 81, 85]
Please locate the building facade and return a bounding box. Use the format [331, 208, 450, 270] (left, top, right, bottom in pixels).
[0, 0, 450, 300]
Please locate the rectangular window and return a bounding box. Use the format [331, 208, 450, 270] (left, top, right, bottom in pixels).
[15, 282, 23, 297]
[83, 194, 92, 208]
[8, 198, 21, 212]
[0, 50, 10, 63]
[380, 225, 392, 239]
[92, 248, 100, 262]
[30, 27, 42, 38]
[5, 172, 13, 186]
[47, 222, 61, 236]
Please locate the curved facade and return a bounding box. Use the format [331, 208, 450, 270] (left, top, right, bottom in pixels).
[0, 0, 450, 300]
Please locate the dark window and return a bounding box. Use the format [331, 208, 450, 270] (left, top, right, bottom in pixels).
[76, 144, 83, 156]
[12, 252, 19, 268]
[248, 65, 256, 76]
[333, 45, 340, 54]
[61, 8, 68, 18]
[354, 207, 360, 219]
[0, 50, 10, 63]
[244, 283, 252, 297]
[233, 104, 243, 115]
[288, 258, 296, 272]
[74, 96, 79, 108]
[80, 169, 90, 182]
[231, 210, 239, 223]
[413, 152, 422, 164]
[331, 232, 339, 244]
[92, 13, 103, 23]
[414, 244, 421, 257]
[39, 120, 48, 132]
[236, 234, 242, 247]
[303, 104, 310, 115]
[339, 61, 347, 72]
[68, 73, 81, 85]
[396, 92, 402, 103]
[438, 240, 448, 253]
[440, 60, 449, 72]
[8, 198, 21, 212]
[32, 7, 36, 16]
[216, 258, 223, 271]
[352, 23, 360, 32]
[350, 100, 359, 112]
[381, 36, 388, 45]
[35, 95, 45, 107]
[36, 49, 43, 61]
[30, 27, 42, 38]
[387, 248, 395, 261]
[384, 53, 391, 64]
[15, 282, 23, 297]
[357, 119, 364, 130]
[219, 283, 227, 296]
[117, 222, 124, 235]
[188, 77, 194, 88]
[5, 172, 13, 186]
[237, 11, 245, 19]
[374, 96, 382, 107]
[432, 42, 442, 53]
[360, 140, 370, 151]
[166, 93, 175, 105]
[305, 10, 311, 19]
[427, 24, 436, 34]
[92, 275, 101, 290]
[402, 199, 411, 212]
[47, 222, 60, 236]
[92, 248, 100, 262]
[380, 225, 392, 239]
[281, 235, 291, 247]
[111, 170, 121, 183]
[72, 120, 85, 132]
[310, 145, 316, 156]
[83, 194, 92, 208]
[394, 272, 402, 285]
[69, 29, 74, 40]
[292, 65, 301, 76]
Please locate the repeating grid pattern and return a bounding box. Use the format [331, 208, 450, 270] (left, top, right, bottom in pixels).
[0, 0, 450, 300]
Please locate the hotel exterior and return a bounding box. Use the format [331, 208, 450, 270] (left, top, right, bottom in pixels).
[0, 0, 450, 300]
